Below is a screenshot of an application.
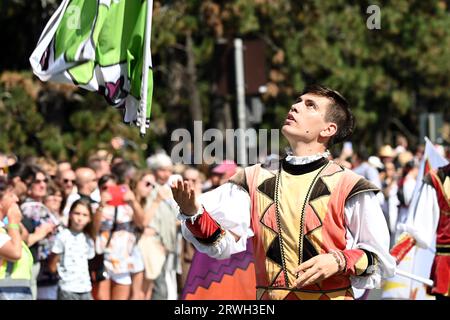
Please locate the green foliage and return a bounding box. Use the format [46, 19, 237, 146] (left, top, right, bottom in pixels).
[0, 83, 43, 156]
[1, 0, 449, 163]
[0, 72, 156, 166]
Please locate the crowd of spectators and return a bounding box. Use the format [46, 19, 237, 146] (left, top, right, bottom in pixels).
[0, 134, 448, 300]
[0, 148, 238, 300]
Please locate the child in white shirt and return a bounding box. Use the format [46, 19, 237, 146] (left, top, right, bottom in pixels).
[49, 198, 95, 300]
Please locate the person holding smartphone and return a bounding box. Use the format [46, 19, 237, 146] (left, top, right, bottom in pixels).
[93, 174, 145, 300]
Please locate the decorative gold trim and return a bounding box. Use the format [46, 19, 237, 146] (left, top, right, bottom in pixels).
[274, 161, 329, 287]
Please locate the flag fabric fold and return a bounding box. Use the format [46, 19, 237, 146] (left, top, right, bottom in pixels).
[30, 0, 153, 130]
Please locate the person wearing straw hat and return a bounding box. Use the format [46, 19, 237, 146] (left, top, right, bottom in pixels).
[378, 145, 396, 165]
[0, 153, 17, 178]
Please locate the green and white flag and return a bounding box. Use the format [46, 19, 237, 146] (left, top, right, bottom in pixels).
[30, 0, 154, 135]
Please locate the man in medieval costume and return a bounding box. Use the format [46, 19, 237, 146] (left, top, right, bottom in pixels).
[172, 85, 396, 300]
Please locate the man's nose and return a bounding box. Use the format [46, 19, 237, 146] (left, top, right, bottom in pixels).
[290, 104, 299, 113]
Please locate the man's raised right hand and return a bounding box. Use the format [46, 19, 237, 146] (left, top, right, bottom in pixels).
[171, 179, 200, 216]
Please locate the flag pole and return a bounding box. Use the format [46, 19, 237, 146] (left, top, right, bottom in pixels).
[139, 0, 153, 136]
[395, 268, 434, 287]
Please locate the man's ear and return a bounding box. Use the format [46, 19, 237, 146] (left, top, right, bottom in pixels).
[320, 122, 337, 139]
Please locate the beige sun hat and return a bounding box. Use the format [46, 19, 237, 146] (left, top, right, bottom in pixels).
[378, 145, 396, 158]
[397, 151, 414, 167]
[0, 153, 17, 167]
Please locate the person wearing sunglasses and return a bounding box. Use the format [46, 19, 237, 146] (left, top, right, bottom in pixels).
[128, 170, 158, 299]
[62, 167, 99, 220]
[56, 169, 77, 200]
[19, 165, 57, 300]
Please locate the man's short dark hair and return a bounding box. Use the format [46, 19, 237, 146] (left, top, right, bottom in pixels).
[302, 85, 355, 146]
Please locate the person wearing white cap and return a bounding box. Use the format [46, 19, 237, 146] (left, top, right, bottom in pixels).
[146, 153, 174, 186]
[368, 156, 384, 171]
[145, 152, 179, 300]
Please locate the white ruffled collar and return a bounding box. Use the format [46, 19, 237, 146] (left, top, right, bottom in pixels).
[285, 149, 330, 165]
